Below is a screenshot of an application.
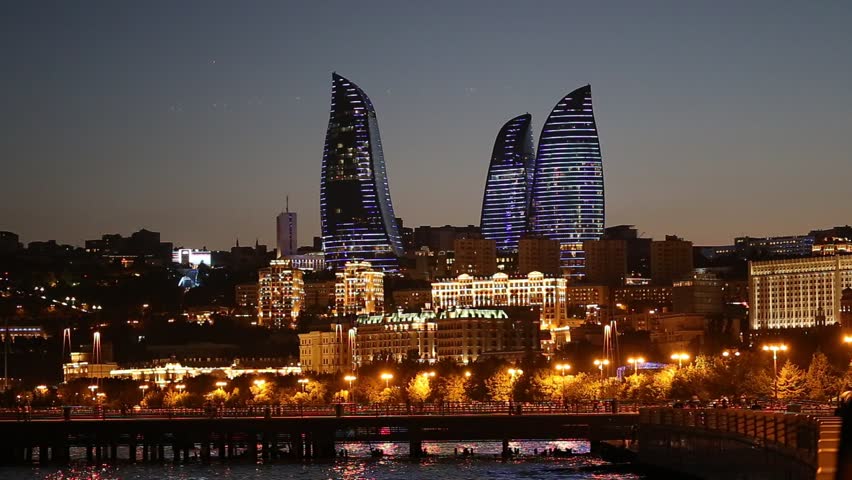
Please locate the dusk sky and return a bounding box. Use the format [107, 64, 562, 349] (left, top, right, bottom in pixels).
[3, 1, 851, 250]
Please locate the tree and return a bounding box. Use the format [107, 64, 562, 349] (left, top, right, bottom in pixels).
[806, 352, 840, 401]
[485, 370, 514, 402]
[776, 360, 807, 400]
[530, 370, 562, 402]
[406, 374, 431, 403]
[438, 375, 469, 403]
[250, 381, 275, 404]
[563, 373, 597, 401]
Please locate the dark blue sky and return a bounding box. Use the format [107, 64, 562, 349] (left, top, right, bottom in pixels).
[2, 1, 851, 249]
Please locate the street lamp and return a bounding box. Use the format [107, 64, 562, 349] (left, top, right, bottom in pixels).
[627, 357, 645, 376]
[421, 371, 436, 378]
[554, 363, 571, 376]
[175, 384, 185, 393]
[215, 381, 228, 389]
[344, 375, 356, 391]
[508, 368, 523, 379]
[464, 371, 472, 378]
[88, 385, 98, 400]
[253, 379, 267, 388]
[593, 359, 610, 379]
[297, 378, 310, 392]
[762, 343, 788, 400]
[380, 373, 393, 389]
[670, 353, 690, 369]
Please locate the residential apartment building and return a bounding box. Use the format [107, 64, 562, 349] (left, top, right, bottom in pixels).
[257, 259, 304, 329]
[335, 261, 384, 316]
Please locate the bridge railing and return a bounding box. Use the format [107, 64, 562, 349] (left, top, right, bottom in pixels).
[639, 407, 841, 479]
[0, 400, 648, 420]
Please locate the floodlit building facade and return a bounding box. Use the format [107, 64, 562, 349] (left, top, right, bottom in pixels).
[479, 113, 535, 253]
[749, 256, 852, 329]
[431, 271, 567, 328]
[335, 261, 384, 315]
[320, 73, 404, 272]
[298, 323, 354, 374]
[353, 311, 438, 365]
[435, 308, 540, 364]
[257, 259, 304, 329]
[530, 85, 604, 278]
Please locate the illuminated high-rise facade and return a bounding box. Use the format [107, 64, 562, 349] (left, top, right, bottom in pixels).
[530, 85, 604, 277]
[320, 73, 404, 272]
[480, 114, 535, 253]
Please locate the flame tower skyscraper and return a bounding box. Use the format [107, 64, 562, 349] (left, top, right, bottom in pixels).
[320, 73, 403, 272]
[530, 85, 605, 277]
[479, 113, 535, 252]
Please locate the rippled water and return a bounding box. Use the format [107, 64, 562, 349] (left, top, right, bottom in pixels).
[8, 440, 649, 479]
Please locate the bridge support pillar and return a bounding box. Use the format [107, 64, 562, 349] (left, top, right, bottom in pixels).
[157, 443, 165, 462]
[271, 436, 279, 459]
[217, 436, 226, 459]
[290, 432, 304, 459]
[247, 434, 258, 461]
[110, 443, 118, 461]
[312, 431, 336, 458]
[261, 433, 269, 460]
[200, 442, 210, 462]
[501, 439, 510, 459]
[38, 444, 47, 464]
[128, 442, 136, 463]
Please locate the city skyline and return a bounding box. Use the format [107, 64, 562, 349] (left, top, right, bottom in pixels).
[3, 2, 852, 249]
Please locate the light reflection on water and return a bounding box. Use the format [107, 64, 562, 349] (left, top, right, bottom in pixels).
[17, 440, 646, 480]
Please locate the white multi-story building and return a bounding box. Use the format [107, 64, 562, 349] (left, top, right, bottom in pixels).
[335, 261, 384, 315]
[749, 256, 852, 329]
[431, 271, 567, 329]
[258, 259, 304, 329]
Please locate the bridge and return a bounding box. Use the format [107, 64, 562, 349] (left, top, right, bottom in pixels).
[637, 407, 842, 480]
[0, 402, 639, 465]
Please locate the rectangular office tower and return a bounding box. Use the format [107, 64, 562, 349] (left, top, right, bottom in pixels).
[276, 207, 297, 258]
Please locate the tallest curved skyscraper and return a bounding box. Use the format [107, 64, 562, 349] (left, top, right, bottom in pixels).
[530, 85, 605, 278]
[320, 73, 403, 272]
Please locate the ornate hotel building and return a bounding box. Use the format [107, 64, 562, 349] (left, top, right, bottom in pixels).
[257, 259, 304, 329]
[431, 271, 567, 328]
[335, 261, 385, 316]
[749, 256, 852, 329]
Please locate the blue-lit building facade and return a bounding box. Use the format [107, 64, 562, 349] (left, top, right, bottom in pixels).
[320, 73, 404, 272]
[530, 85, 605, 278]
[480, 113, 535, 253]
